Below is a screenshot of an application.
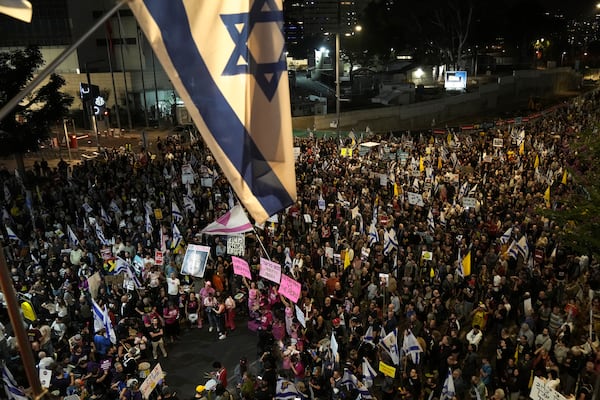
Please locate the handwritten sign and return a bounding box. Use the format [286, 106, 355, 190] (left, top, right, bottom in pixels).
[227, 235, 245, 256]
[140, 363, 164, 399]
[493, 138, 504, 148]
[462, 197, 477, 208]
[154, 250, 163, 266]
[378, 361, 396, 378]
[232, 256, 252, 280]
[407, 192, 424, 206]
[154, 208, 163, 220]
[278, 274, 301, 303]
[529, 377, 567, 400]
[181, 163, 195, 184]
[259, 258, 282, 284]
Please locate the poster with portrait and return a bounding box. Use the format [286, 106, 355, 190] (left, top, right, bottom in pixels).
[180, 244, 211, 278]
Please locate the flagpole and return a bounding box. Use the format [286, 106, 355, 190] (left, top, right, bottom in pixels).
[0, 0, 129, 123]
[0, 246, 45, 398]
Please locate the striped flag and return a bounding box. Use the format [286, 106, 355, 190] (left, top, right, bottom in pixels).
[507, 240, 519, 259]
[1, 363, 28, 400]
[500, 227, 512, 244]
[67, 225, 79, 246]
[0, 0, 32, 23]
[100, 207, 112, 225]
[183, 192, 196, 213]
[379, 328, 400, 365]
[401, 330, 423, 365]
[145, 212, 153, 234]
[341, 369, 358, 390]
[361, 357, 377, 388]
[172, 201, 183, 223]
[91, 298, 117, 344]
[368, 222, 379, 247]
[129, 0, 296, 224]
[200, 205, 253, 235]
[95, 224, 110, 246]
[357, 383, 373, 400]
[114, 257, 143, 289]
[516, 235, 529, 259]
[383, 228, 398, 256]
[5, 226, 20, 242]
[440, 368, 455, 400]
[171, 223, 183, 250]
[275, 379, 299, 400]
[109, 199, 121, 213]
[427, 209, 435, 232]
[363, 325, 374, 344]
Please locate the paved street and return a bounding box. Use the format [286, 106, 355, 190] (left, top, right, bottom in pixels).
[151, 319, 259, 398]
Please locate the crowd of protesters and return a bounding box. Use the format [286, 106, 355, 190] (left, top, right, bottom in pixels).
[2, 88, 600, 400]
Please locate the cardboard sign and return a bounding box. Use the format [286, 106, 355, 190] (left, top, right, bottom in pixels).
[295, 305, 306, 328]
[232, 256, 252, 280]
[407, 192, 424, 206]
[529, 377, 567, 400]
[180, 244, 211, 278]
[154, 250, 164, 266]
[227, 235, 245, 256]
[278, 274, 301, 303]
[259, 258, 282, 284]
[154, 208, 163, 220]
[493, 138, 504, 148]
[140, 363, 164, 399]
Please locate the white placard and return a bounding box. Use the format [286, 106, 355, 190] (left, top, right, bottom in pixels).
[493, 138, 504, 148]
[379, 174, 388, 186]
[295, 305, 306, 328]
[462, 197, 477, 208]
[293, 147, 301, 160]
[181, 163, 195, 184]
[227, 235, 245, 256]
[407, 192, 424, 206]
[529, 377, 567, 400]
[39, 368, 52, 388]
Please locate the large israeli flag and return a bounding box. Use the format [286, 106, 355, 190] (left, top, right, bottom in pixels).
[129, 0, 297, 224]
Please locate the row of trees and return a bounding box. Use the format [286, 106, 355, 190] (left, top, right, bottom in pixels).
[0, 46, 73, 168]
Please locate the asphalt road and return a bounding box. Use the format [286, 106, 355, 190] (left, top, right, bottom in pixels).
[153, 318, 259, 398]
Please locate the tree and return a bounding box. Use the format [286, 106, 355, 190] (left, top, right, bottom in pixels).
[0, 46, 73, 168]
[543, 125, 600, 257]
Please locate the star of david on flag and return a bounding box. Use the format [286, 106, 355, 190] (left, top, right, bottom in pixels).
[129, 0, 296, 224]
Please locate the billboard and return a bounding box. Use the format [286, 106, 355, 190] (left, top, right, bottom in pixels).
[445, 71, 467, 91]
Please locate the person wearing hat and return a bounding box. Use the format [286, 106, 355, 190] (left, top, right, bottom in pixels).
[120, 378, 142, 400]
[192, 385, 207, 399]
[93, 326, 112, 359]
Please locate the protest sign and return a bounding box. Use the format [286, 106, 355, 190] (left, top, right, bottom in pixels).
[140, 363, 164, 399]
[154, 250, 163, 266]
[295, 305, 306, 328]
[259, 258, 282, 284]
[180, 244, 210, 278]
[379, 361, 396, 378]
[232, 256, 252, 280]
[278, 274, 301, 303]
[462, 197, 477, 208]
[181, 163, 195, 184]
[227, 235, 245, 256]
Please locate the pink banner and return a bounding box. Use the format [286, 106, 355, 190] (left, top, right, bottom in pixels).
[259, 257, 281, 284]
[231, 256, 252, 280]
[278, 274, 301, 303]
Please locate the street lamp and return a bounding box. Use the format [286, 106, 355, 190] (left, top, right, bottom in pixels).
[335, 24, 362, 137]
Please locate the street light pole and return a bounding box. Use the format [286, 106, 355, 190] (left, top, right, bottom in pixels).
[335, 31, 341, 140]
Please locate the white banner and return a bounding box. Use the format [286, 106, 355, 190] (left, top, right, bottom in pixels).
[462, 197, 477, 208]
[407, 192, 424, 206]
[259, 257, 282, 284]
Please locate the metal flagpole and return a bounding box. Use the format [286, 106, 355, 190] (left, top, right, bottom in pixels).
[0, 0, 129, 123]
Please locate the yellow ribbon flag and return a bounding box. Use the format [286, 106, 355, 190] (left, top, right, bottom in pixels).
[438, 156, 442, 170]
[429, 267, 435, 278]
[544, 186, 551, 208]
[561, 170, 568, 185]
[534, 154, 539, 168]
[419, 157, 425, 172]
[461, 251, 471, 277]
[394, 183, 400, 197]
[519, 141, 525, 155]
[447, 132, 452, 145]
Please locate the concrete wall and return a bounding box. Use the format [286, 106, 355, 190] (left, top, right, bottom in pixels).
[293, 68, 582, 132]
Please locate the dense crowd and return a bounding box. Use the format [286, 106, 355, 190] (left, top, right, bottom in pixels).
[2, 89, 600, 400]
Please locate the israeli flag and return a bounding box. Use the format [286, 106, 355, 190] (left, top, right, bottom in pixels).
[5, 226, 20, 242]
[172, 223, 183, 249]
[361, 357, 377, 388]
[1, 363, 28, 400]
[91, 297, 117, 344]
[172, 201, 183, 223]
[500, 227, 512, 244]
[401, 329, 423, 365]
[275, 379, 299, 400]
[379, 328, 400, 365]
[109, 199, 121, 213]
[368, 222, 379, 247]
[363, 325, 374, 344]
[440, 368, 455, 400]
[100, 207, 112, 225]
[427, 208, 435, 232]
[383, 228, 398, 256]
[516, 235, 529, 259]
[67, 225, 80, 247]
[95, 224, 110, 246]
[129, 0, 297, 224]
[145, 212, 153, 234]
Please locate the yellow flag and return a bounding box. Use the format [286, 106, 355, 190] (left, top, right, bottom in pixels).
[561, 170, 568, 185]
[438, 156, 442, 170]
[394, 183, 399, 197]
[419, 157, 425, 172]
[544, 186, 550, 208]
[447, 132, 452, 145]
[534, 154, 539, 168]
[429, 267, 435, 278]
[519, 141, 525, 155]
[461, 251, 471, 277]
[344, 250, 351, 269]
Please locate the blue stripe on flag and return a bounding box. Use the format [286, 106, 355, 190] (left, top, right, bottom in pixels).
[143, 0, 293, 215]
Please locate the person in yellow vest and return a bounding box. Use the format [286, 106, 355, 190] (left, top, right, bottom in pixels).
[470, 303, 489, 330]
